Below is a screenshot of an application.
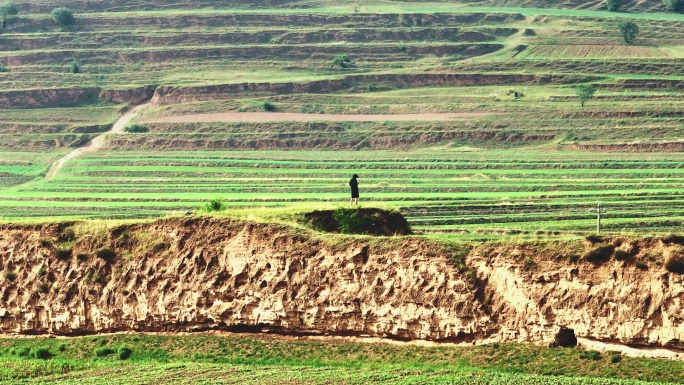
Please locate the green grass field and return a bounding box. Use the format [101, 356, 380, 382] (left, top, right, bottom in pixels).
[0, 334, 682, 384]
[5, 147, 684, 235]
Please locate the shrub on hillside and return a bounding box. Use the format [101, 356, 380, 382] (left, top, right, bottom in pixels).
[50, 7, 74, 27]
[0, 63, 7, 72]
[30, 347, 52, 360]
[59, 227, 76, 242]
[580, 349, 602, 360]
[56, 246, 72, 260]
[124, 124, 148, 133]
[332, 54, 353, 68]
[4, 270, 17, 281]
[665, 252, 684, 274]
[333, 207, 366, 234]
[204, 197, 226, 212]
[117, 345, 133, 360]
[610, 352, 623, 363]
[94, 347, 116, 357]
[69, 59, 80, 74]
[583, 244, 614, 263]
[10, 346, 29, 357]
[661, 233, 684, 245]
[37, 283, 49, 293]
[585, 235, 603, 244]
[95, 247, 116, 262]
[613, 249, 630, 261]
[663, 0, 684, 12]
[606, 0, 622, 11]
[0, 1, 18, 29]
[262, 101, 276, 112]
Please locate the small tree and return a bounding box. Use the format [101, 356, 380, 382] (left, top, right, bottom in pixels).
[0, 1, 18, 29]
[618, 21, 639, 44]
[663, 0, 684, 12]
[332, 54, 353, 68]
[575, 84, 596, 108]
[69, 59, 80, 73]
[606, 0, 622, 11]
[50, 7, 74, 27]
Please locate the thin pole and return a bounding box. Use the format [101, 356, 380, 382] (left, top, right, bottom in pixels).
[597, 202, 601, 235]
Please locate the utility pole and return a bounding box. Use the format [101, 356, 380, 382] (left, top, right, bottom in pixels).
[589, 201, 607, 235]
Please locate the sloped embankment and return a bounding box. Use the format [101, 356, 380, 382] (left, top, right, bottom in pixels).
[0, 217, 682, 353]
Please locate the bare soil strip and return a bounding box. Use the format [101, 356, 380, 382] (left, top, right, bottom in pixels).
[45, 103, 149, 178]
[143, 112, 492, 123]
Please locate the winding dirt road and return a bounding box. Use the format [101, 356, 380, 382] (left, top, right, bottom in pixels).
[45, 103, 149, 179]
[143, 112, 490, 124]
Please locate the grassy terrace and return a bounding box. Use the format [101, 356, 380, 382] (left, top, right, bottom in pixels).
[5, 148, 684, 235]
[0, 334, 683, 384]
[1, 1, 684, 236]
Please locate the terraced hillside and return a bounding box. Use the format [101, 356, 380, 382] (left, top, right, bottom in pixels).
[1, 1, 684, 236]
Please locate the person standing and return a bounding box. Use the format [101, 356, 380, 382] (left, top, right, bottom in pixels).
[349, 174, 359, 205]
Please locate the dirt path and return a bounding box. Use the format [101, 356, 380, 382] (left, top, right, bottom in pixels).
[45, 103, 149, 179]
[143, 112, 491, 124]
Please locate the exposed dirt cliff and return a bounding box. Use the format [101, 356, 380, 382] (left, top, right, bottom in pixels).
[150, 73, 599, 105]
[0, 217, 682, 355]
[0, 86, 154, 109]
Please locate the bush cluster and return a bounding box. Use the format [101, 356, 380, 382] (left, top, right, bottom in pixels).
[94, 347, 115, 357]
[124, 124, 149, 133]
[204, 197, 226, 212]
[663, 0, 684, 12]
[582, 245, 614, 263]
[30, 347, 52, 360]
[50, 7, 74, 27]
[332, 54, 353, 68]
[665, 252, 684, 274]
[333, 207, 366, 234]
[262, 101, 277, 112]
[580, 350, 602, 360]
[606, 0, 621, 11]
[117, 345, 133, 360]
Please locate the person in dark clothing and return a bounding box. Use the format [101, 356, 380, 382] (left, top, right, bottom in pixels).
[349, 174, 359, 205]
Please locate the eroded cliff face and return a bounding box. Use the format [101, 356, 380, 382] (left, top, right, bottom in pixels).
[471, 242, 684, 350]
[0, 218, 682, 354]
[0, 218, 485, 340]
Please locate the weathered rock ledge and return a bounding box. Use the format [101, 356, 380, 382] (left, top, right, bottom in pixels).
[0, 217, 681, 354]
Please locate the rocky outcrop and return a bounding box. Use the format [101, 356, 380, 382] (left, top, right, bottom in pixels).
[0, 218, 682, 354]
